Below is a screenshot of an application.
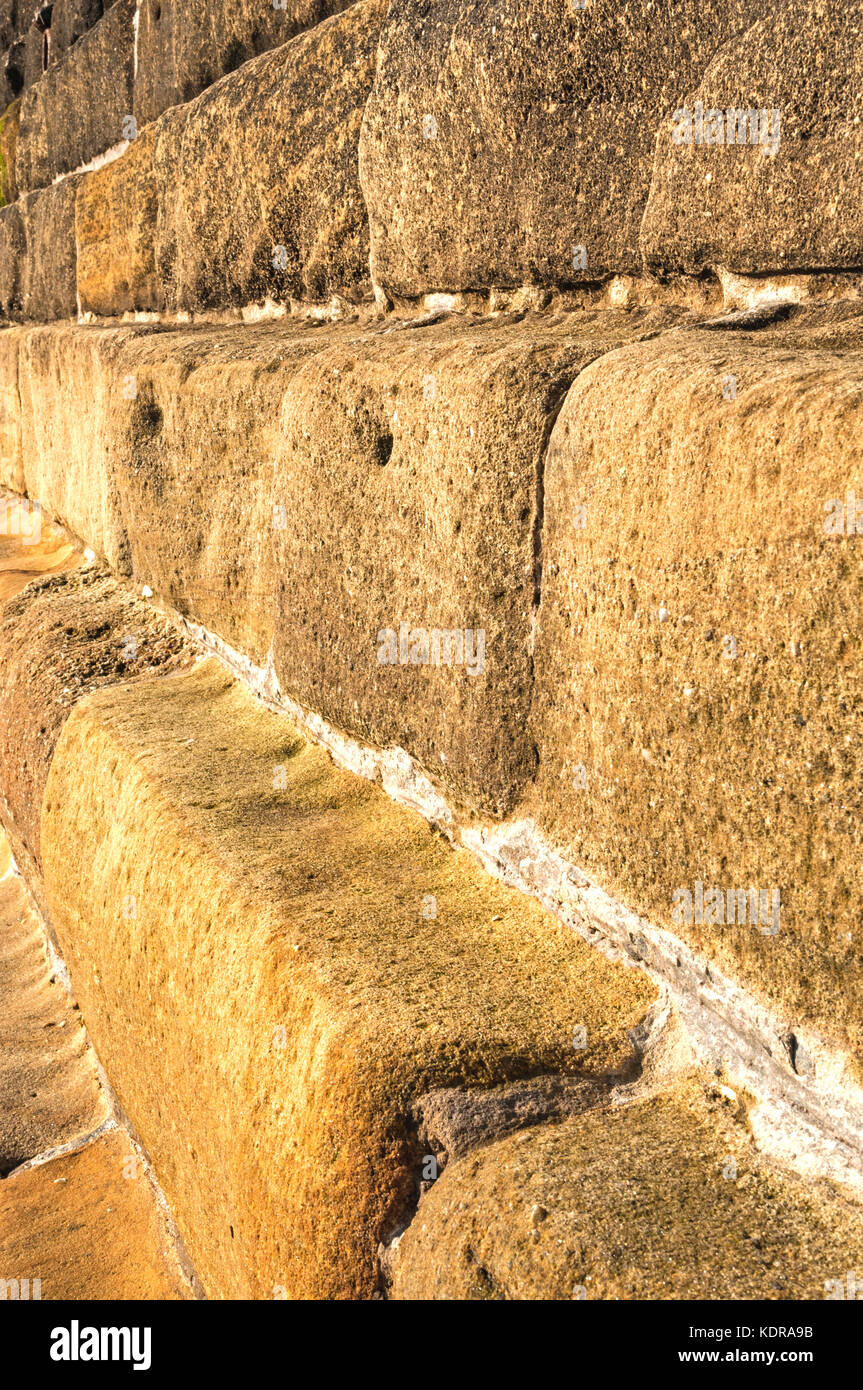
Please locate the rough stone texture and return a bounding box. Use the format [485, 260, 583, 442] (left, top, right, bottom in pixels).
[51, 0, 111, 60]
[154, 0, 385, 313]
[76, 125, 161, 316]
[15, 0, 135, 193]
[0, 200, 22, 314]
[0, 311, 685, 811]
[0, 321, 325, 641]
[21, 24, 43, 93]
[0, 842, 107, 1173]
[414, 1073, 612, 1164]
[358, 0, 766, 298]
[389, 1078, 863, 1299]
[0, 1129, 193, 1298]
[0, 563, 192, 876]
[641, 2, 863, 277]
[0, 94, 20, 204]
[0, 38, 26, 112]
[10, 322, 159, 560]
[18, 174, 82, 320]
[0, 332, 20, 483]
[0, 1, 23, 51]
[531, 302, 863, 1068]
[0, 337, 22, 486]
[134, 0, 354, 128]
[106, 320, 336, 663]
[0, 180, 82, 323]
[40, 658, 653, 1299]
[271, 307, 687, 814]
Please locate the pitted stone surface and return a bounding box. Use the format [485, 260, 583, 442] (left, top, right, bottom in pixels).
[40, 658, 653, 1298]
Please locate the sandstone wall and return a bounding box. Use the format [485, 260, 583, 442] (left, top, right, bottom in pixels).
[15, 0, 135, 192]
[0, 0, 861, 1302]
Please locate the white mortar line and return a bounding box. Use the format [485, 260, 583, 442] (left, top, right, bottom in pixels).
[5, 1118, 118, 1178]
[175, 615, 863, 1197]
[50, 140, 129, 187]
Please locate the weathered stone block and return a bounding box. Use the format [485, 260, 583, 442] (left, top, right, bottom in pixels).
[154, 0, 385, 312]
[40, 658, 653, 1297]
[17, 174, 81, 319]
[21, 22, 43, 91]
[76, 125, 161, 316]
[105, 321, 333, 663]
[0, 94, 21, 203]
[0, 1129, 193, 1297]
[390, 1079, 863, 1298]
[532, 303, 863, 1065]
[16, 0, 134, 192]
[0, 836, 107, 1172]
[641, 2, 863, 276]
[0, 563, 191, 876]
[51, 0, 111, 59]
[133, 0, 354, 128]
[0, 324, 24, 483]
[270, 308, 684, 814]
[0, 310, 685, 809]
[14, 322, 157, 557]
[0, 200, 23, 314]
[1, 180, 81, 323]
[358, 0, 765, 298]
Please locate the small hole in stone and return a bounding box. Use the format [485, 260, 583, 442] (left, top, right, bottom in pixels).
[375, 433, 394, 466]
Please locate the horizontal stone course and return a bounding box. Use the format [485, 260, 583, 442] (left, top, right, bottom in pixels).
[0, 309, 687, 812]
[1, 300, 862, 1086]
[153, 0, 385, 313]
[358, 0, 768, 298]
[68, 0, 383, 318]
[268, 307, 684, 812]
